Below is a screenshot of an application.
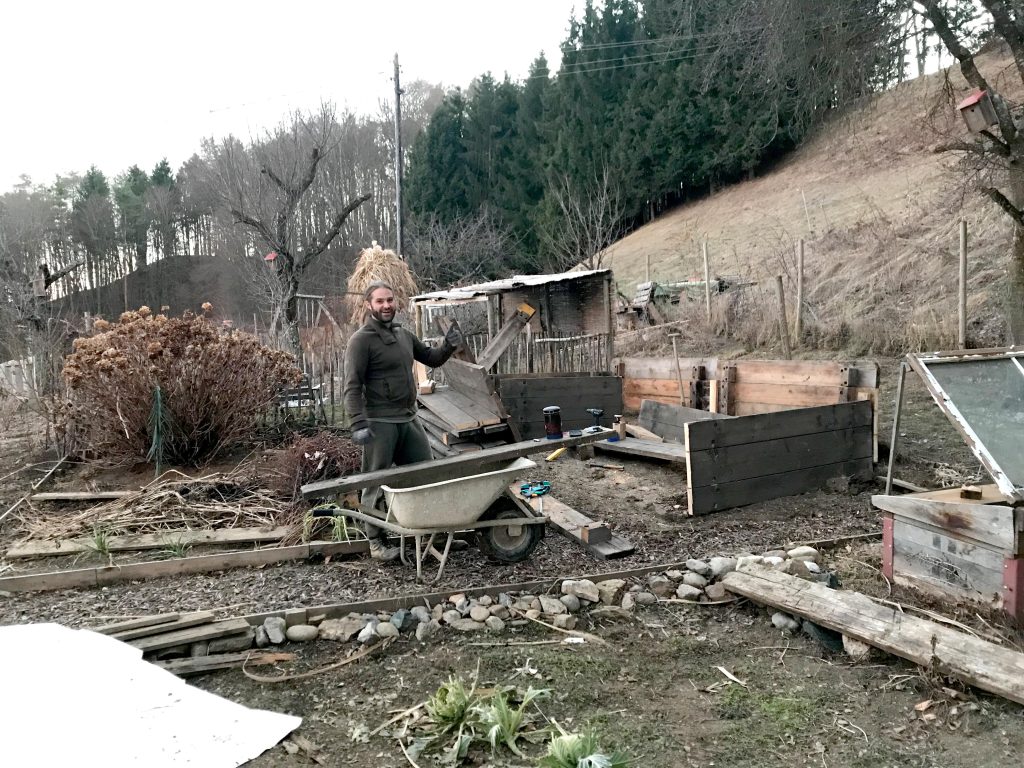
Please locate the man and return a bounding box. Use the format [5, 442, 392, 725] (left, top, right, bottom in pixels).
[343, 281, 462, 560]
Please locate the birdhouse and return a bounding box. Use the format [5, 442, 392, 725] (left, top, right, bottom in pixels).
[31, 275, 47, 298]
[956, 89, 998, 133]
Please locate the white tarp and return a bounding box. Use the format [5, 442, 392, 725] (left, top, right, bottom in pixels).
[0, 623, 301, 766]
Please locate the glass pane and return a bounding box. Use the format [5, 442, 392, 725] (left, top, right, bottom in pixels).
[925, 357, 1024, 488]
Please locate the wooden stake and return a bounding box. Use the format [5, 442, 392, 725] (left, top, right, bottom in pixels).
[645, 254, 651, 283]
[669, 334, 686, 406]
[959, 219, 967, 349]
[774, 275, 791, 360]
[794, 238, 804, 340]
[702, 240, 712, 322]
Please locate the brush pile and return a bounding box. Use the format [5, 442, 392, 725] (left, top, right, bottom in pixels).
[346, 241, 419, 324]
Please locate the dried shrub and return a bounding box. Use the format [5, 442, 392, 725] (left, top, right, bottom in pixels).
[61, 306, 301, 466]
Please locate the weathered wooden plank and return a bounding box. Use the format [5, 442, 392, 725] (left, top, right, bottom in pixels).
[687, 426, 873, 488]
[0, 541, 369, 593]
[730, 382, 850, 408]
[110, 611, 216, 641]
[732, 360, 845, 386]
[476, 303, 535, 371]
[872, 494, 1018, 553]
[684, 401, 873, 452]
[624, 423, 663, 442]
[637, 399, 730, 443]
[441, 358, 508, 419]
[497, 377, 621, 399]
[892, 519, 1005, 604]
[512, 486, 634, 560]
[722, 565, 1024, 706]
[687, 458, 873, 515]
[595, 436, 688, 463]
[31, 490, 134, 502]
[498, 375, 623, 440]
[911, 484, 1006, 504]
[154, 651, 296, 677]
[731, 402, 796, 416]
[131, 617, 252, 653]
[6, 526, 293, 560]
[417, 387, 487, 431]
[615, 357, 718, 380]
[92, 613, 181, 635]
[303, 429, 617, 497]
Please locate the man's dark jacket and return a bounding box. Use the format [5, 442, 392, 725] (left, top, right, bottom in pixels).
[343, 316, 453, 432]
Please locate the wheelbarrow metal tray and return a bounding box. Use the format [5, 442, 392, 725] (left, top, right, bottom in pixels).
[382, 457, 537, 529]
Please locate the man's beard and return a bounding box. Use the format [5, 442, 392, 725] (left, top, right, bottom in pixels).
[370, 307, 395, 324]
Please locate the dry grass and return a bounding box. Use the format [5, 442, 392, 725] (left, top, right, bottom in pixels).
[346, 241, 419, 324]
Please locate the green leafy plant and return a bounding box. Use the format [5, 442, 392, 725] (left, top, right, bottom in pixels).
[160, 535, 192, 559]
[85, 525, 113, 562]
[538, 722, 630, 768]
[476, 686, 548, 757]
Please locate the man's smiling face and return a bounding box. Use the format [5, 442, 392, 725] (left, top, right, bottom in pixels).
[367, 287, 396, 323]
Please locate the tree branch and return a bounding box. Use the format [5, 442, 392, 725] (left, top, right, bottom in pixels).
[984, 187, 1024, 227]
[230, 207, 280, 251]
[44, 259, 85, 288]
[303, 192, 373, 266]
[981, 0, 1024, 85]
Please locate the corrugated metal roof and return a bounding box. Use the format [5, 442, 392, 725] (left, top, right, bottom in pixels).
[412, 268, 611, 301]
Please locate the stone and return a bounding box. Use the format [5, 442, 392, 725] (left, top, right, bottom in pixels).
[357, 623, 379, 644]
[498, 593, 513, 608]
[286, 624, 319, 642]
[525, 609, 541, 620]
[682, 572, 708, 589]
[391, 609, 417, 633]
[635, 591, 658, 606]
[553, 614, 578, 630]
[488, 605, 510, 620]
[510, 619, 528, 627]
[210, 628, 255, 653]
[559, 594, 581, 613]
[254, 626, 270, 648]
[529, 598, 542, 612]
[450, 618, 486, 632]
[647, 575, 676, 598]
[771, 612, 801, 632]
[449, 592, 466, 606]
[621, 592, 636, 611]
[455, 599, 471, 615]
[787, 545, 821, 563]
[319, 616, 365, 643]
[283, 608, 306, 628]
[709, 557, 737, 578]
[477, 595, 493, 607]
[736, 555, 764, 570]
[539, 596, 566, 615]
[470, 605, 491, 622]
[190, 641, 209, 657]
[263, 616, 287, 645]
[686, 558, 711, 577]
[410, 606, 431, 625]
[779, 558, 814, 581]
[485, 616, 506, 633]
[442, 610, 462, 625]
[376, 622, 400, 639]
[431, 603, 444, 621]
[704, 583, 728, 601]
[589, 605, 633, 622]
[416, 620, 442, 643]
[675, 584, 702, 601]
[665, 569, 685, 582]
[763, 549, 787, 559]
[307, 614, 327, 625]
[514, 598, 535, 612]
[597, 579, 627, 605]
[842, 635, 874, 661]
[804, 561, 821, 573]
[763, 556, 786, 567]
[561, 579, 600, 603]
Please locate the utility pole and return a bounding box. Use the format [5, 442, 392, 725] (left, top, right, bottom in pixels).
[393, 53, 404, 258]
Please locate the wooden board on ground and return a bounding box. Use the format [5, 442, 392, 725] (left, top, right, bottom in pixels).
[93, 613, 181, 635]
[511, 484, 634, 559]
[154, 651, 296, 677]
[303, 428, 618, 498]
[637, 399, 731, 444]
[685, 401, 874, 515]
[595, 436, 687, 463]
[130, 617, 252, 653]
[110, 611, 216, 641]
[30, 490, 134, 502]
[722, 564, 1024, 706]
[6, 526, 293, 559]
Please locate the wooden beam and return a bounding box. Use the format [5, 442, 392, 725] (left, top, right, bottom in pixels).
[624, 423, 663, 442]
[684, 401, 873, 452]
[595, 436, 688, 463]
[6, 526, 293, 560]
[637, 400, 730, 444]
[723, 565, 1024, 706]
[154, 651, 296, 677]
[109, 611, 216, 641]
[512, 485, 633, 559]
[476, 303, 535, 371]
[0, 541, 368, 593]
[872, 494, 1018, 553]
[301, 428, 617, 498]
[92, 613, 181, 636]
[130, 617, 252, 653]
[30, 490, 134, 502]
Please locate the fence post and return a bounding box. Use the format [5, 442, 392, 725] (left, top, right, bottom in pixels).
[702, 240, 712, 323]
[775, 275, 792, 360]
[794, 238, 804, 341]
[959, 219, 968, 349]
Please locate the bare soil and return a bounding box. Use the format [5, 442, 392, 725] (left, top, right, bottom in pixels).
[1, 360, 1022, 767]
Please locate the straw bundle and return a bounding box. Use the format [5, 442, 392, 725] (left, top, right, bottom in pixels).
[346, 241, 419, 324]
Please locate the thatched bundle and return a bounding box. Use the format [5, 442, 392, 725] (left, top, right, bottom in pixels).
[346, 241, 419, 324]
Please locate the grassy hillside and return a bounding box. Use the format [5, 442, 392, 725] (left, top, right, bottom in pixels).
[604, 44, 1021, 355]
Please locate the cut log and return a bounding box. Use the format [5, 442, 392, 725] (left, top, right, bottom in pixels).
[722, 565, 1024, 706]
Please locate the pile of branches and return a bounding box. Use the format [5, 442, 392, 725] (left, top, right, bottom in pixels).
[60, 305, 301, 466]
[16, 471, 286, 542]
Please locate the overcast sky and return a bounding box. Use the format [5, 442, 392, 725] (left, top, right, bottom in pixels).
[1, 0, 578, 191]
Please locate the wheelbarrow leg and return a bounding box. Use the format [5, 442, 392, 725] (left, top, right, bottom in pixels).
[430, 533, 455, 584]
[414, 535, 423, 582]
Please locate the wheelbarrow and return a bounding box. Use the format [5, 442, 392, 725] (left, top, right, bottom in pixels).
[311, 457, 545, 582]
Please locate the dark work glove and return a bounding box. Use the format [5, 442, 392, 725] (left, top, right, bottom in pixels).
[351, 427, 374, 446]
[444, 325, 463, 349]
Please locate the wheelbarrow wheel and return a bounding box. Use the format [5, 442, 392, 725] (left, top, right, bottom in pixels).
[477, 501, 543, 563]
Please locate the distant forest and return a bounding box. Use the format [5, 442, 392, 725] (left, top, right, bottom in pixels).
[0, 0, 991, 327]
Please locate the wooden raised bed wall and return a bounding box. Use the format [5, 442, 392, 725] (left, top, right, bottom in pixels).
[495, 373, 623, 440]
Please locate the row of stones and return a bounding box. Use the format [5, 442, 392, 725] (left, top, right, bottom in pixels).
[184, 545, 826, 657]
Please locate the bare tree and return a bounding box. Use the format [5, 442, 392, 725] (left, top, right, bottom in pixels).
[919, 0, 1024, 339]
[406, 208, 525, 289]
[201, 104, 372, 353]
[540, 166, 624, 272]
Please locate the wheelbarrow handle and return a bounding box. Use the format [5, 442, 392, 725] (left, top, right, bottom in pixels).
[311, 505, 342, 518]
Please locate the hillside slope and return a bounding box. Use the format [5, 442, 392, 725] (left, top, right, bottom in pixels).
[603, 45, 1021, 353]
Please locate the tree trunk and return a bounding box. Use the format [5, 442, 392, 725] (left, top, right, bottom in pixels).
[1006, 172, 1024, 344]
